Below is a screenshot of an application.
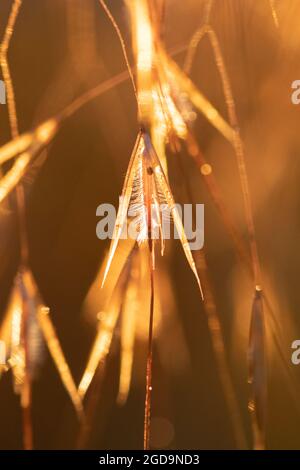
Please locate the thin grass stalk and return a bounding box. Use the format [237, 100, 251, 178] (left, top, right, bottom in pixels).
[204, 0, 214, 24]
[77, 356, 106, 449]
[0, 0, 28, 258]
[0, 0, 27, 262]
[0, 0, 34, 449]
[195, 250, 247, 449]
[0, 0, 22, 140]
[0, 0, 27, 268]
[128, 2, 243, 446]
[98, 0, 137, 99]
[185, 130, 252, 272]
[248, 287, 266, 450]
[143, 240, 155, 450]
[184, 23, 267, 448]
[176, 149, 247, 449]
[117, 258, 139, 405]
[20, 290, 33, 450]
[0, 39, 193, 201]
[185, 25, 297, 411]
[77, 247, 144, 446]
[185, 130, 300, 426]
[1, 1, 84, 432]
[77, 306, 120, 399]
[184, 24, 262, 287]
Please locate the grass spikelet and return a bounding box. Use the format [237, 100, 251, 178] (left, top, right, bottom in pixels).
[0, 119, 58, 204]
[78, 239, 136, 401]
[2, 269, 84, 421]
[102, 130, 203, 297]
[160, 48, 235, 144]
[100, 126, 203, 448]
[97, 124, 204, 448]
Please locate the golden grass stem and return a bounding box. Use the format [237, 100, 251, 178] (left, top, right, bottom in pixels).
[0, 0, 28, 263]
[204, 0, 214, 24]
[98, 0, 138, 99]
[78, 306, 120, 399]
[184, 24, 262, 287]
[195, 250, 247, 449]
[0, 0, 22, 140]
[76, 363, 106, 449]
[0, 0, 34, 450]
[177, 146, 248, 449]
[143, 242, 155, 450]
[37, 307, 84, 419]
[185, 130, 252, 272]
[184, 23, 267, 448]
[0, 40, 192, 202]
[185, 130, 298, 440]
[21, 294, 33, 450]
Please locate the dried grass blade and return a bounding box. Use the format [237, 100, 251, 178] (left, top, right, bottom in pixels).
[144, 133, 203, 298]
[0, 134, 32, 165]
[78, 305, 120, 399]
[194, 249, 248, 449]
[9, 286, 24, 393]
[117, 269, 139, 405]
[0, 309, 14, 378]
[37, 306, 84, 419]
[143, 228, 155, 450]
[101, 132, 143, 287]
[160, 50, 235, 144]
[0, 152, 31, 204]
